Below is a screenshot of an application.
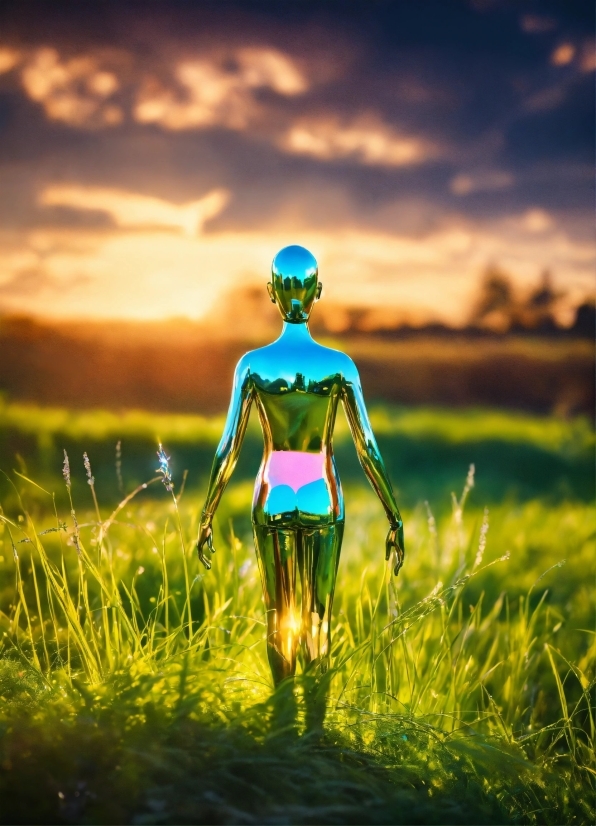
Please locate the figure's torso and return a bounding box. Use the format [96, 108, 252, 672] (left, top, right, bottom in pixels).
[245, 333, 348, 526]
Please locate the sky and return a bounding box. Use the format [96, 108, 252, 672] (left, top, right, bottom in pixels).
[0, 0, 593, 326]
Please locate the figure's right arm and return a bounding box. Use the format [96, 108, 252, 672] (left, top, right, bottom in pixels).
[340, 354, 405, 575]
[197, 354, 253, 569]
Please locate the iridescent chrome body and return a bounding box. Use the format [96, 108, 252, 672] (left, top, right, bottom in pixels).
[197, 245, 404, 685]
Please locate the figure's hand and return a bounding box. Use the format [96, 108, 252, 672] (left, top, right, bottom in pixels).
[386, 520, 405, 576]
[196, 517, 215, 570]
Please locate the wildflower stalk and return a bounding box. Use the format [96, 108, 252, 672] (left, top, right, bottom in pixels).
[7, 526, 42, 671]
[29, 551, 51, 672]
[425, 499, 440, 569]
[157, 444, 193, 642]
[83, 452, 102, 531]
[63, 451, 82, 557]
[161, 526, 170, 640]
[115, 440, 124, 494]
[98, 477, 160, 547]
[474, 506, 489, 569]
[62, 450, 105, 680]
[452, 463, 475, 566]
[63, 450, 84, 633]
[83, 449, 108, 667]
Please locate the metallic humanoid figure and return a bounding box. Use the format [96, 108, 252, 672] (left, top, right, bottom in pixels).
[197, 245, 404, 686]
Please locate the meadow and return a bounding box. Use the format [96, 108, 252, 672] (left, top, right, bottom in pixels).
[0, 402, 594, 824]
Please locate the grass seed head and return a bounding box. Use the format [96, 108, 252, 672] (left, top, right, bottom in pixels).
[62, 450, 71, 489]
[115, 440, 123, 493]
[474, 506, 490, 568]
[83, 452, 95, 486]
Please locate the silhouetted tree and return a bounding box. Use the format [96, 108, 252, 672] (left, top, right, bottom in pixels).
[521, 270, 561, 332]
[469, 266, 517, 332]
[470, 267, 567, 334]
[571, 302, 595, 339]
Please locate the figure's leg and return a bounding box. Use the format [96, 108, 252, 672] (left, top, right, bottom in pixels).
[253, 525, 298, 685]
[296, 523, 344, 729]
[297, 522, 344, 673]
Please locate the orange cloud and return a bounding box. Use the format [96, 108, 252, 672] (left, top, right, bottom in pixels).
[281, 116, 438, 167]
[39, 185, 230, 236]
[519, 209, 554, 234]
[1, 186, 593, 326]
[0, 47, 20, 74]
[134, 47, 307, 131]
[8, 42, 309, 132]
[236, 47, 307, 95]
[450, 171, 514, 196]
[580, 42, 596, 73]
[20, 47, 122, 127]
[551, 43, 575, 67]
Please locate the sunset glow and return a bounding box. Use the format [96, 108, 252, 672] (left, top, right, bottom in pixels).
[0, 3, 592, 326]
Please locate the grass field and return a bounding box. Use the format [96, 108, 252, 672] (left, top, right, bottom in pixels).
[0, 403, 594, 824]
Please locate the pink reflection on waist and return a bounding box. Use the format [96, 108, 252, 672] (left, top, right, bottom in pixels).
[265, 450, 325, 493]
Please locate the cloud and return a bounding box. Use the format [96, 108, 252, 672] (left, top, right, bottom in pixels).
[0, 47, 20, 74]
[551, 43, 575, 67]
[280, 116, 438, 167]
[520, 14, 557, 35]
[518, 208, 554, 234]
[0, 7, 591, 327]
[20, 47, 123, 127]
[0, 266, 88, 297]
[580, 42, 596, 73]
[548, 40, 594, 73]
[39, 185, 230, 235]
[2, 186, 593, 325]
[450, 171, 514, 196]
[523, 83, 567, 113]
[0, 238, 93, 302]
[134, 47, 307, 131]
[11, 43, 307, 132]
[236, 47, 307, 95]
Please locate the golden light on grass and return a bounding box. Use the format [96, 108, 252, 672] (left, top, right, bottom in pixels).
[0, 413, 593, 822]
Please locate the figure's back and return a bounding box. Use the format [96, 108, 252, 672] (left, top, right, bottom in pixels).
[246, 330, 349, 526]
[248, 331, 347, 454]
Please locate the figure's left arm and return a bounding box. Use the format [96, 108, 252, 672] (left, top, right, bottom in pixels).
[341, 356, 405, 574]
[196, 354, 253, 569]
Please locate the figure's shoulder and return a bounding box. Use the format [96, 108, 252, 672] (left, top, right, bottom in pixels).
[239, 337, 357, 377]
[315, 341, 352, 367]
[233, 350, 254, 376]
[308, 340, 361, 381]
[236, 343, 278, 375]
[314, 341, 356, 370]
[341, 353, 360, 382]
[239, 343, 272, 367]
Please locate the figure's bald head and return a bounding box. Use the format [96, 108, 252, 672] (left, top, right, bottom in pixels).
[268, 245, 321, 322]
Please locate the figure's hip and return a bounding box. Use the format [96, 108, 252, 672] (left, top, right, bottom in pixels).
[253, 449, 343, 527]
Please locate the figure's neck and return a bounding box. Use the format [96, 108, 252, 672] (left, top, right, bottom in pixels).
[279, 320, 313, 343]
